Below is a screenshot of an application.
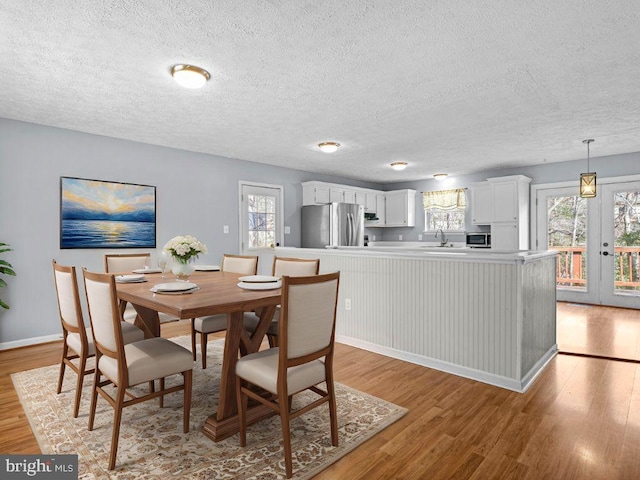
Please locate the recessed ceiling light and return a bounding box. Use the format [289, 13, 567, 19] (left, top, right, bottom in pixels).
[390, 162, 408, 171]
[318, 142, 340, 153]
[433, 173, 448, 180]
[171, 64, 210, 89]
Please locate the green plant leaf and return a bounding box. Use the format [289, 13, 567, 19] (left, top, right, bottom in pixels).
[0, 266, 16, 276]
[0, 299, 9, 309]
[0, 278, 6, 288]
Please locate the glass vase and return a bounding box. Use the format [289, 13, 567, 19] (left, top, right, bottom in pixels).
[171, 257, 195, 281]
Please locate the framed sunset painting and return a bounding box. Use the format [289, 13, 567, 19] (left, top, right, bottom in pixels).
[60, 177, 156, 249]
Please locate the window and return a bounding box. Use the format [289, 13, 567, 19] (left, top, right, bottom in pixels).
[423, 188, 467, 232]
[248, 193, 276, 248]
[240, 183, 283, 252]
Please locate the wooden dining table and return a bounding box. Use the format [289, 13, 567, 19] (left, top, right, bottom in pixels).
[115, 270, 281, 441]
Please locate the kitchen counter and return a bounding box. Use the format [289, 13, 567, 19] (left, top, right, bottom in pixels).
[275, 246, 557, 393]
[296, 245, 555, 264]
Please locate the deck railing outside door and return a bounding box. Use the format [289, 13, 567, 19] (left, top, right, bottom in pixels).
[552, 246, 640, 290]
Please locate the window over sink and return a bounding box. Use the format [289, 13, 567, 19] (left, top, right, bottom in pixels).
[423, 188, 467, 232]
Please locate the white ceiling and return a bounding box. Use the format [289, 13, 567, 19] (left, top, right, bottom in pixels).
[1, 1, 639, 183]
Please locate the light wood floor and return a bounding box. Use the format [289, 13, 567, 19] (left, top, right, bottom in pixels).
[2, 305, 640, 479]
[557, 302, 640, 361]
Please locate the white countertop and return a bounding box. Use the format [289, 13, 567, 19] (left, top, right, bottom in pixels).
[276, 245, 557, 264]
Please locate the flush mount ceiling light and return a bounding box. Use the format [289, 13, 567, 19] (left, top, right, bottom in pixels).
[318, 142, 340, 153]
[171, 64, 210, 89]
[579, 139, 596, 198]
[433, 173, 448, 180]
[390, 161, 408, 171]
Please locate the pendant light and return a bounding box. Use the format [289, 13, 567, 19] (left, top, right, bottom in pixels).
[579, 139, 596, 198]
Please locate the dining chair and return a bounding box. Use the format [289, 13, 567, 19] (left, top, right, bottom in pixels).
[190, 254, 258, 368]
[103, 253, 151, 273]
[235, 271, 340, 478]
[52, 260, 145, 418]
[82, 268, 193, 470]
[104, 253, 178, 325]
[243, 256, 320, 347]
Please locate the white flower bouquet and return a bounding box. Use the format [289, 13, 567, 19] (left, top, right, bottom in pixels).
[163, 235, 208, 264]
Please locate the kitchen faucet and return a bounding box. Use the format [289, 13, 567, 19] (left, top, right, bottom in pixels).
[435, 228, 448, 247]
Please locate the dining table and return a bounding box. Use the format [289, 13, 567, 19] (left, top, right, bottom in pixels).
[115, 269, 281, 441]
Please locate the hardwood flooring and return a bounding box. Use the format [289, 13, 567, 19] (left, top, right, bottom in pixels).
[2, 307, 640, 479]
[557, 302, 640, 361]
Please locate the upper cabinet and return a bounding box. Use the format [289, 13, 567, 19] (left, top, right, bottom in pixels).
[470, 175, 531, 250]
[301, 181, 414, 227]
[470, 182, 492, 225]
[384, 189, 416, 227]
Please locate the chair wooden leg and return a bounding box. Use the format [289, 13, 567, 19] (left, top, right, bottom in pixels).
[190, 319, 197, 362]
[88, 368, 100, 431]
[327, 382, 339, 446]
[200, 332, 208, 369]
[267, 334, 278, 348]
[280, 402, 293, 478]
[108, 385, 126, 470]
[73, 355, 87, 418]
[236, 378, 247, 446]
[159, 378, 165, 408]
[57, 344, 68, 394]
[183, 370, 192, 433]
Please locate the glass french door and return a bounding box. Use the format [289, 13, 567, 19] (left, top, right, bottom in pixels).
[536, 181, 640, 308]
[599, 182, 640, 308]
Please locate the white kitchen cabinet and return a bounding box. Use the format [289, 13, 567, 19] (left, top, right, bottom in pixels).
[384, 189, 416, 227]
[490, 223, 519, 250]
[343, 189, 356, 204]
[470, 182, 492, 225]
[303, 181, 381, 207]
[375, 194, 386, 225]
[365, 193, 378, 212]
[301, 183, 330, 204]
[329, 188, 344, 203]
[487, 175, 531, 250]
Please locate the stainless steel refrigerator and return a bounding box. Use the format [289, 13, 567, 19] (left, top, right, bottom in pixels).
[301, 203, 364, 248]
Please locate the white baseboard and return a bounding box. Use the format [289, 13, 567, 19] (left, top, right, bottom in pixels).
[0, 333, 63, 351]
[336, 335, 558, 393]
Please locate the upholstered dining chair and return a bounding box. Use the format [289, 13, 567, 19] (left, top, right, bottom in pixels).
[190, 254, 259, 368]
[104, 253, 178, 326]
[103, 253, 151, 273]
[243, 256, 320, 347]
[82, 268, 193, 470]
[52, 260, 144, 418]
[235, 271, 340, 478]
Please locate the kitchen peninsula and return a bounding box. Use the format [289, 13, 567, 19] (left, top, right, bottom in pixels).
[275, 246, 557, 392]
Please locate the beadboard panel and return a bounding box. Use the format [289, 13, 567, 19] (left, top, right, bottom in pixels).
[521, 255, 558, 377]
[276, 247, 557, 391]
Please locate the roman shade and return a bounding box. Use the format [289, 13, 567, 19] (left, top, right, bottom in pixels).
[422, 188, 466, 211]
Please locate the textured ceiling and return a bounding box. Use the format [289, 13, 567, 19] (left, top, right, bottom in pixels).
[1, 1, 639, 183]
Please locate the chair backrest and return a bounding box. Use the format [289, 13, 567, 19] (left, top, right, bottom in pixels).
[82, 269, 124, 357]
[279, 272, 340, 360]
[104, 253, 150, 273]
[52, 260, 85, 334]
[272, 257, 320, 277]
[222, 254, 258, 275]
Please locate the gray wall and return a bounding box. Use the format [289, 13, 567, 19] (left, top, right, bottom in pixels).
[0, 118, 379, 344]
[2, 117, 639, 344]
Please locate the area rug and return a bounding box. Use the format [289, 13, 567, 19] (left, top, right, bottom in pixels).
[11, 336, 407, 479]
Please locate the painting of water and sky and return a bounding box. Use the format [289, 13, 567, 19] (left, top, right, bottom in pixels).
[60, 177, 156, 248]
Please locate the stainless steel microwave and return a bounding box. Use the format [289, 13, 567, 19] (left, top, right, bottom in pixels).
[466, 232, 491, 248]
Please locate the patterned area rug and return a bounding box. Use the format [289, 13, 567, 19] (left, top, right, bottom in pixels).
[11, 336, 407, 479]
